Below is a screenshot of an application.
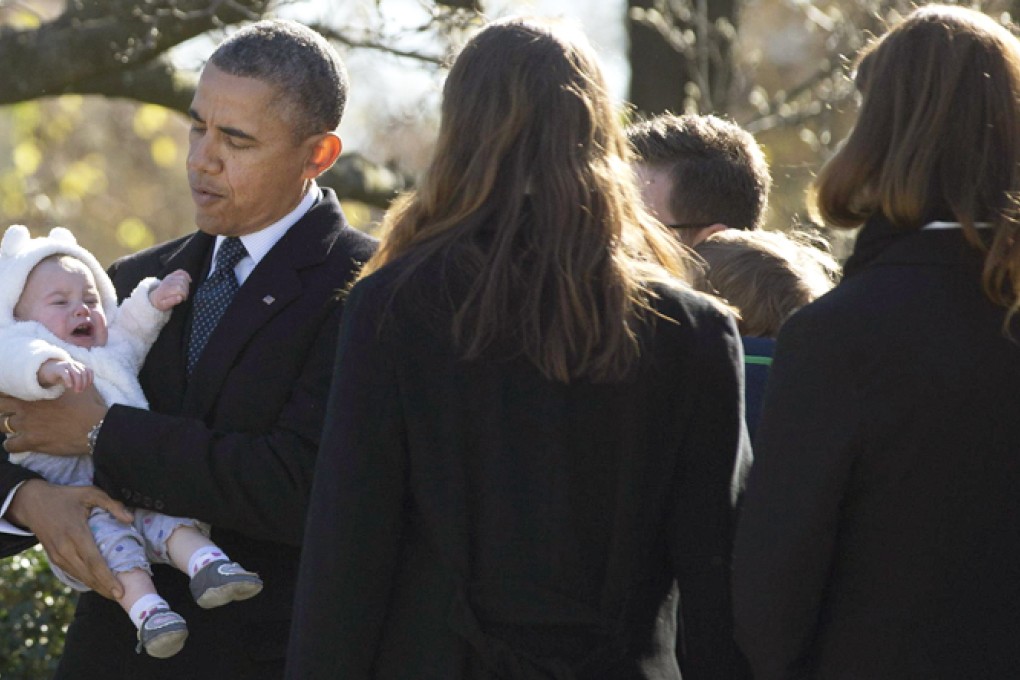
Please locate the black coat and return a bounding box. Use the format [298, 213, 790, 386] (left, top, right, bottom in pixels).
[287, 258, 752, 680]
[733, 222, 1020, 679]
[0, 190, 376, 679]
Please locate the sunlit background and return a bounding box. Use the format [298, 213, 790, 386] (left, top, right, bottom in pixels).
[2, 0, 1012, 265]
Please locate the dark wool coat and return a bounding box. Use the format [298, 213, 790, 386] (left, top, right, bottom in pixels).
[287, 255, 752, 680]
[734, 219, 1020, 679]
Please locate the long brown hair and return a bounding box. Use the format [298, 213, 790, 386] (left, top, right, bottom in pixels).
[359, 17, 689, 382]
[813, 5, 1020, 323]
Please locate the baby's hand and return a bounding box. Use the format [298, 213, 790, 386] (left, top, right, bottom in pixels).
[150, 270, 192, 311]
[38, 359, 94, 393]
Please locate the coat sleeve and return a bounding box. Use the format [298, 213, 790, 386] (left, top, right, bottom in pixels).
[731, 304, 861, 680]
[0, 325, 70, 553]
[668, 305, 753, 679]
[0, 473, 42, 556]
[286, 277, 407, 679]
[0, 325, 73, 401]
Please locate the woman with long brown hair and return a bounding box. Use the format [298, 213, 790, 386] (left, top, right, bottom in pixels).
[287, 16, 750, 679]
[733, 6, 1020, 678]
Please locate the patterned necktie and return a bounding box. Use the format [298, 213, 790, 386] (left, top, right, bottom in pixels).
[187, 237, 247, 374]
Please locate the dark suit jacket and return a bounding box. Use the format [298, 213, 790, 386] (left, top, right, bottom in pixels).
[733, 222, 1020, 679]
[740, 335, 775, 442]
[287, 255, 752, 680]
[0, 189, 376, 679]
[0, 462, 37, 556]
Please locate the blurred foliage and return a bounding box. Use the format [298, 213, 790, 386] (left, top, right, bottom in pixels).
[0, 96, 193, 267]
[0, 546, 76, 678]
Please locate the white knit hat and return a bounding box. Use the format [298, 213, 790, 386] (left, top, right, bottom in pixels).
[0, 225, 118, 329]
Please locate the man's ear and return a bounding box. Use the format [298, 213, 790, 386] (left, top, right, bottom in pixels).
[303, 132, 343, 179]
[691, 223, 728, 245]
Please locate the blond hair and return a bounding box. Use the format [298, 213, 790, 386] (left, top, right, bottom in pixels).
[693, 230, 840, 338]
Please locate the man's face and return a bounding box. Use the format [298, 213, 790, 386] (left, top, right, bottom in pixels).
[186, 64, 318, 237]
[14, 257, 109, 349]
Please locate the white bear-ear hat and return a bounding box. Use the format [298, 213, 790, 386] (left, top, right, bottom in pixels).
[0, 225, 118, 329]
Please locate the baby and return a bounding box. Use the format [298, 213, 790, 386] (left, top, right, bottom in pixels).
[0, 225, 262, 659]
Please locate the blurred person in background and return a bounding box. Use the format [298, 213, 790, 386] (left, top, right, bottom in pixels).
[627, 112, 771, 247]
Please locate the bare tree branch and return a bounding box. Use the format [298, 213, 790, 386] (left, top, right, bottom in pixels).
[0, 0, 488, 208]
[321, 152, 409, 208]
[56, 57, 199, 111]
[0, 0, 416, 206]
[314, 24, 446, 65]
[0, 0, 268, 104]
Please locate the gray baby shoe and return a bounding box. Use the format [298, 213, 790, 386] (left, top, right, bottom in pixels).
[136, 608, 188, 658]
[190, 559, 264, 609]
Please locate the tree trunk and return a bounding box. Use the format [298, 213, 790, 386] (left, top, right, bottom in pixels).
[626, 0, 738, 117]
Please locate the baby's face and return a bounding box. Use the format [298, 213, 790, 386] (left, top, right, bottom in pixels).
[14, 256, 109, 349]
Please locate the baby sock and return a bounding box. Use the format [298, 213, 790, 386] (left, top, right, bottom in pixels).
[187, 546, 228, 578]
[129, 593, 171, 630]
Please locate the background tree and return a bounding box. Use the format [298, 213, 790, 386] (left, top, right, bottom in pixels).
[628, 0, 739, 114]
[2, 0, 1017, 262]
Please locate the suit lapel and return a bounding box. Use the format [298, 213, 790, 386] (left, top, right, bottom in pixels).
[141, 232, 215, 415]
[182, 194, 343, 417]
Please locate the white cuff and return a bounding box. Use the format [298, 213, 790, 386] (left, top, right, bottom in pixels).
[0, 481, 35, 536]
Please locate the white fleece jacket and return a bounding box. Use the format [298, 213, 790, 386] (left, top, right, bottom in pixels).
[0, 277, 168, 476]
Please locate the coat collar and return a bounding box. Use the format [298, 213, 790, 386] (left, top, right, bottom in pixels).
[844, 214, 987, 278]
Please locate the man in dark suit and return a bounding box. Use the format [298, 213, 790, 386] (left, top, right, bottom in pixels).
[0, 19, 376, 678]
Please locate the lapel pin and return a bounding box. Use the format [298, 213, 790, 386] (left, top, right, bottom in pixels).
[262, 295, 275, 305]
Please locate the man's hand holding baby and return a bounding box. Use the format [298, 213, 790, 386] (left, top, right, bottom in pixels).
[149, 269, 191, 311]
